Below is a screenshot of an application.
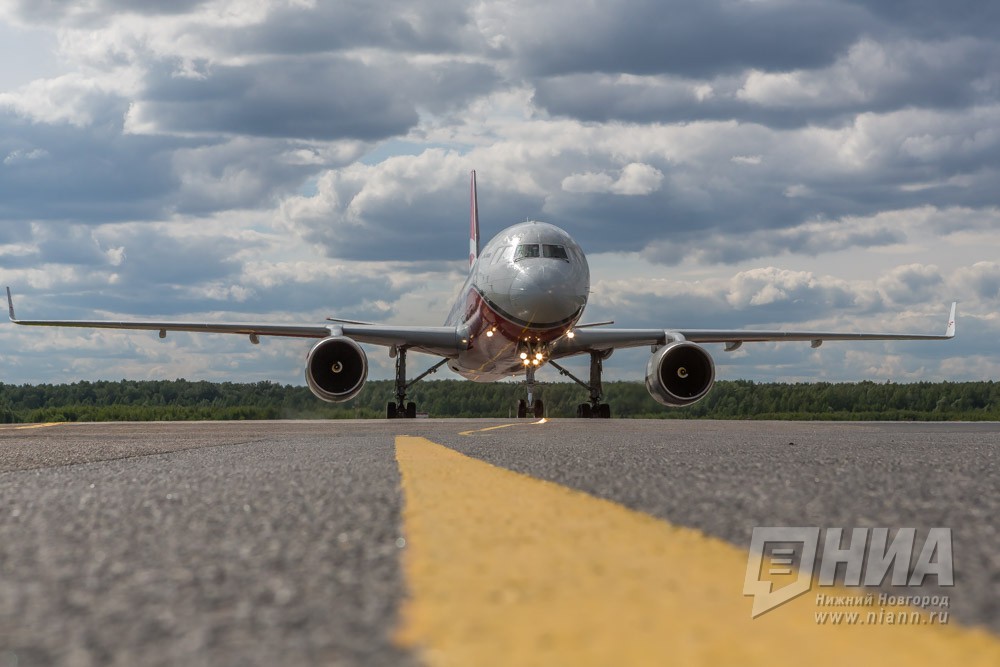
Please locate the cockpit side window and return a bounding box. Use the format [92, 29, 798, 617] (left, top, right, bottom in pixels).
[542, 244, 569, 260]
[514, 244, 540, 261]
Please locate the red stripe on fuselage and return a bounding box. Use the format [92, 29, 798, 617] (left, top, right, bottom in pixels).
[446, 288, 574, 380]
[465, 288, 573, 345]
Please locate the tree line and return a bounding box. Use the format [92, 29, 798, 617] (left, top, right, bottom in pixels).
[1, 378, 998, 422]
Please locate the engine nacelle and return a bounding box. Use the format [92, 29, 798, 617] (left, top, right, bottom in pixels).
[645, 341, 715, 407]
[305, 336, 368, 402]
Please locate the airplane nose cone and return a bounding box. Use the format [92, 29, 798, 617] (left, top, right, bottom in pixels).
[510, 261, 588, 327]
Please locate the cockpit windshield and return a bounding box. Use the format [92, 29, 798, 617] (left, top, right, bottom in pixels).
[514, 244, 540, 261]
[543, 244, 569, 260]
[514, 243, 569, 261]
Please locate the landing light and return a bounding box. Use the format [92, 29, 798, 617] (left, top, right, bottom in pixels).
[486, 330, 494, 337]
[520, 352, 528, 360]
[567, 331, 575, 339]
[532, 359, 540, 366]
[535, 352, 543, 360]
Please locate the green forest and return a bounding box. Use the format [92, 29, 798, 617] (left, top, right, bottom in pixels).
[1, 378, 998, 422]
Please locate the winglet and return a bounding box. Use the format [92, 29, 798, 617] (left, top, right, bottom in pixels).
[469, 170, 480, 269]
[6, 287, 16, 322]
[945, 301, 957, 338]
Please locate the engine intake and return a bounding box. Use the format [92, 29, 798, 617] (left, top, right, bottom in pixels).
[645, 341, 715, 407]
[306, 336, 368, 402]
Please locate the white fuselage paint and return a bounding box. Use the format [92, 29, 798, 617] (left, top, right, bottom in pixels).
[444, 221, 590, 381]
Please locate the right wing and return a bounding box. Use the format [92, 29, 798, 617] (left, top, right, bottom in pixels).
[6, 288, 468, 357]
[551, 302, 957, 357]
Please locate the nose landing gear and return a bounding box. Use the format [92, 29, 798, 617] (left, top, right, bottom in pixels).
[517, 364, 545, 418]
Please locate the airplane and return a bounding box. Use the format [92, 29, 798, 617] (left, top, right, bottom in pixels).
[6, 171, 956, 419]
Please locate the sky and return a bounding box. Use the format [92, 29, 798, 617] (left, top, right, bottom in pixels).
[1, 0, 998, 389]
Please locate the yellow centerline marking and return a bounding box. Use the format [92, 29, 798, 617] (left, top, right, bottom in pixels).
[4, 422, 62, 431]
[394, 435, 1000, 666]
[458, 419, 547, 436]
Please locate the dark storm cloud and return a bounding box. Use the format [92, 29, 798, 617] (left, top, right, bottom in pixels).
[140, 58, 417, 141]
[541, 157, 830, 257]
[108, 228, 243, 285]
[139, 57, 498, 141]
[532, 37, 1000, 128]
[845, 0, 1000, 40]
[0, 221, 31, 244]
[510, 0, 868, 78]
[222, 0, 486, 56]
[32, 226, 112, 266]
[0, 108, 188, 223]
[6, 0, 209, 24]
[0, 108, 325, 224]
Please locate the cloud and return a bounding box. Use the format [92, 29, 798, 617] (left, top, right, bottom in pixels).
[533, 36, 1000, 131]
[220, 0, 488, 56]
[131, 57, 424, 141]
[561, 163, 663, 195]
[725, 267, 864, 311]
[954, 261, 1000, 302]
[1, 0, 998, 386]
[877, 264, 945, 305]
[501, 0, 868, 78]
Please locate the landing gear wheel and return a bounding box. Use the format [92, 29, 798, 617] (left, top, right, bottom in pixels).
[549, 351, 609, 422]
[533, 399, 544, 418]
[386, 347, 446, 419]
[517, 399, 527, 419]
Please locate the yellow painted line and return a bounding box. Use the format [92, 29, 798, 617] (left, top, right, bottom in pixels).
[394, 436, 1000, 667]
[7, 422, 62, 430]
[458, 419, 547, 436]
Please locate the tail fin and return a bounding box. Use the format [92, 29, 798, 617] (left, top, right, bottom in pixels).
[469, 170, 480, 269]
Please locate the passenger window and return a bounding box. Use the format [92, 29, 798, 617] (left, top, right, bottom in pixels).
[514, 244, 540, 261]
[542, 244, 569, 260]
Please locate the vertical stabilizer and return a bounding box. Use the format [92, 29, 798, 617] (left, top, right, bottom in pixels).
[469, 170, 480, 269]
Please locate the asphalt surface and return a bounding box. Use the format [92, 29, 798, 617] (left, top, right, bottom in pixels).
[0, 419, 997, 666]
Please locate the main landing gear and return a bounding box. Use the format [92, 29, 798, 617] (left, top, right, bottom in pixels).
[516, 363, 545, 418]
[386, 347, 448, 419]
[548, 351, 612, 419]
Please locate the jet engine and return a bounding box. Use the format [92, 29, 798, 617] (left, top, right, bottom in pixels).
[306, 336, 368, 402]
[645, 341, 715, 407]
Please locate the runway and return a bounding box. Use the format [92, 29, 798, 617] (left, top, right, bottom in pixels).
[0, 419, 997, 666]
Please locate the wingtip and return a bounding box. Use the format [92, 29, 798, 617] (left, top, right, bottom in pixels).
[6, 286, 15, 322]
[946, 301, 957, 338]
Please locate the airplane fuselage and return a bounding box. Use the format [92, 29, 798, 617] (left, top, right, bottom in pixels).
[445, 221, 590, 381]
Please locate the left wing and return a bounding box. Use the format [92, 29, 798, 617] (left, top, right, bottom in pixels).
[551, 302, 957, 357]
[6, 288, 468, 357]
